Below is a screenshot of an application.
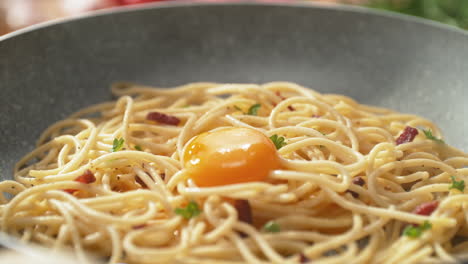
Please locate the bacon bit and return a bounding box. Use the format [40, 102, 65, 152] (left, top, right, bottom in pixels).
[352, 177, 365, 186]
[346, 190, 359, 198]
[312, 114, 320, 118]
[135, 176, 148, 189]
[299, 253, 310, 263]
[63, 170, 96, 194]
[132, 224, 147, 229]
[234, 199, 252, 238]
[146, 112, 180, 126]
[412, 201, 439, 216]
[346, 177, 365, 198]
[234, 199, 252, 224]
[75, 170, 96, 184]
[396, 126, 419, 145]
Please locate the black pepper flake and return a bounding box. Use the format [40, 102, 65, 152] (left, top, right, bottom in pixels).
[352, 177, 365, 186]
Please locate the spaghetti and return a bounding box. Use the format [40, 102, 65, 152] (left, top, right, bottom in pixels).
[1, 82, 468, 264]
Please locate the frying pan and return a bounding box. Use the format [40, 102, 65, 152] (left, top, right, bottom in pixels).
[1, 1, 468, 261]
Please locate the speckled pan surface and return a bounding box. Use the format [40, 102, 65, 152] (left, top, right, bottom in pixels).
[1, 2, 468, 182]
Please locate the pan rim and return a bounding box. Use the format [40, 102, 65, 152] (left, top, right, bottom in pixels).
[1, 1, 468, 44]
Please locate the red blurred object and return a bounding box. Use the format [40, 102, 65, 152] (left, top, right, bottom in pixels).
[412, 201, 439, 216]
[115, 0, 167, 5]
[395, 126, 419, 145]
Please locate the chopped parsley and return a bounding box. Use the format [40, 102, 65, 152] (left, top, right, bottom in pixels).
[449, 176, 465, 192]
[270, 134, 287, 150]
[134, 145, 142, 151]
[263, 221, 281, 233]
[234, 105, 242, 111]
[403, 221, 432, 238]
[422, 129, 444, 144]
[111, 138, 125, 152]
[247, 103, 261, 116]
[175, 201, 201, 219]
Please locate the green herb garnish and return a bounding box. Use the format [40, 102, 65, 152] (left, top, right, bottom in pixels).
[234, 105, 242, 111]
[111, 138, 125, 152]
[403, 221, 432, 238]
[449, 176, 465, 192]
[175, 201, 201, 219]
[422, 129, 444, 144]
[270, 134, 287, 150]
[134, 145, 142, 151]
[247, 103, 261, 115]
[263, 221, 281, 233]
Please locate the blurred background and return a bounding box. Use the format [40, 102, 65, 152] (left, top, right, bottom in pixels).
[1, 0, 468, 36]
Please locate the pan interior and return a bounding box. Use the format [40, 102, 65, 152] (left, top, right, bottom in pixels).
[1, 3, 468, 182]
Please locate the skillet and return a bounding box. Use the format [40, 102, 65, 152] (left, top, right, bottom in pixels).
[1, 2, 468, 261]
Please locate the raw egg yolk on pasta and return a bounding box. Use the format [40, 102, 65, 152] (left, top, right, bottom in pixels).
[184, 127, 281, 187]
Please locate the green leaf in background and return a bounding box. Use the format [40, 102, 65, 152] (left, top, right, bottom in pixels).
[367, 0, 468, 29]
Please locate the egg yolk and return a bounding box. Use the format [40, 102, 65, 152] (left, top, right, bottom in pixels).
[183, 127, 282, 187]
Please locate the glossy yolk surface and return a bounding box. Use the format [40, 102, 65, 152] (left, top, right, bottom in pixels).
[183, 127, 281, 187]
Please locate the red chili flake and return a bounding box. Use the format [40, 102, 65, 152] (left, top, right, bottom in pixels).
[146, 112, 180, 126]
[234, 199, 252, 224]
[135, 176, 148, 189]
[352, 177, 365, 186]
[274, 91, 295, 111]
[299, 253, 310, 263]
[412, 201, 439, 216]
[396, 126, 419, 145]
[63, 189, 77, 194]
[132, 224, 147, 229]
[275, 91, 286, 100]
[63, 170, 96, 194]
